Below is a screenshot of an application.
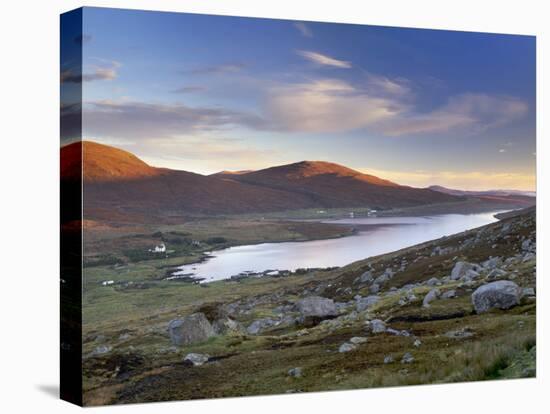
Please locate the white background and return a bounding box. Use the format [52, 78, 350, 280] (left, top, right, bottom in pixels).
[0, 0, 547, 412]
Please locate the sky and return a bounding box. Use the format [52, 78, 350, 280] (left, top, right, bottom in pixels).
[62, 7, 536, 190]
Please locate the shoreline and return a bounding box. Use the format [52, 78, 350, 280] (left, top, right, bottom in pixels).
[166, 209, 512, 283]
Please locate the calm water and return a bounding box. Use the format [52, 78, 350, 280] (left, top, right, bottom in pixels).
[172, 211, 503, 282]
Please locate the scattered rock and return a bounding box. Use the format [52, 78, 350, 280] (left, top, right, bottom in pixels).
[367, 319, 386, 334]
[451, 261, 478, 280]
[426, 277, 440, 286]
[422, 288, 440, 307]
[349, 336, 368, 345]
[357, 271, 373, 284]
[183, 353, 209, 366]
[444, 327, 474, 339]
[441, 289, 457, 299]
[413, 339, 422, 347]
[401, 352, 414, 364]
[212, 317, 244, 335]
[288, 367, 303, 378]
[383, 355, 394, 364]
[339, 342, 357, 353]
[247, 318, 277, 335]
[92, 345, 112, 355]
[471, 281, 522, 313]
[295, 296, 338, 318]
[356, 295, 380, 312]
[387, 328, 411, 337]
[370, 283, 380, 294]
[168, 313, 216, 346]
[522, 287, 535, 297]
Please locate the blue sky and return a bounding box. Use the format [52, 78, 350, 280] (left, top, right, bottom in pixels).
[66, 7, 536, 190]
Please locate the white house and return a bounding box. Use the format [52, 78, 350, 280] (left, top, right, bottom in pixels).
[150, 243, 166, 253]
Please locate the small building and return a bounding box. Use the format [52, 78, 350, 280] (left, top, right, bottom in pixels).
[150, 243, 166, 253]
[101, 280, 114, 286]
[349, 212, 355, 218]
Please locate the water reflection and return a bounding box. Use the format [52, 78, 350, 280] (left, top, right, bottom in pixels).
[174, 212, 503, 282]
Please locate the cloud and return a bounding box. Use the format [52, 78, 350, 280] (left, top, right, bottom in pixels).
[190, 63, 246, 75]
[172, 85, 207, 94]
[365, 73, 411, 97]
[80, 100, 267, 139]
[266, 79, 404, 133]
[499, 149, 507, 153]
[377, 93, 528, 136]
[61, 60, 120, 84]
[297, 50, 352, 68]
[293, 22, 313, 38]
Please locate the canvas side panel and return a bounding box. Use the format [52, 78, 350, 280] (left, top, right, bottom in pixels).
[60, 7, 83, 407]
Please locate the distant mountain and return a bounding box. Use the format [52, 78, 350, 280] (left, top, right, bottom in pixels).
[61, 141, 464, 222]
[224, 161, 459, 209]
[428, 185, 536, 198]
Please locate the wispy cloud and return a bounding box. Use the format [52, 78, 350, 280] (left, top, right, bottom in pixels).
[377, 93, 528, 136]
[61, 60, 120, 84]
[81, 99, 267, 139]
[297, 50, 352, 68]
[172, 85, 207, 94]
[190, 63, 247, 75]
[266, 79, 403, 132]
[293, 22, 313, 38]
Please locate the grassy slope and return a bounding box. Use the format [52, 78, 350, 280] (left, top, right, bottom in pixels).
[82, 210, 536, 406]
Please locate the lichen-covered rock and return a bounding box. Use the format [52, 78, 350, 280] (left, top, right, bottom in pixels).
[168, 313, 216, 346]
[212, 317, 245, 335]
[183, 353, 209, 366]
[422, 288, 440, 307]
[246, 318, 277, 335]
[356, 295, 380, 312]
[349, 336, 368, 345]
[338, 342, 357, 353]
[367, 319, 386, 334]
[471, 281, 522, 313]
[288, 367, 303, 377]
[295, 296, 337, 318]
[451, 261, 478, 280]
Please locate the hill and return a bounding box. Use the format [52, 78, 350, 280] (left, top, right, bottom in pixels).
[61, 141, 464, 221]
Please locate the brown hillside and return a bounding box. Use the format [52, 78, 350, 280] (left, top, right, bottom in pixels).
[61, 141, 160, 182]
[61, 141, 466, 221]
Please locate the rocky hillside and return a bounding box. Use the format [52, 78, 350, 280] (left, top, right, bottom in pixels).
[82, 208, 536, 405]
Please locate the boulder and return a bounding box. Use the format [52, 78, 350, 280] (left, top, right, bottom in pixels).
[471, 281, 522, 313]
[357, 270, 373, 284]
[356, 295, 380, 312]
[183, 353, 209, 366]
[338, 342, 357, 353]
[349, 336, 368, 345]
[426, 277, 440, 286]
[295, 296, 337, 318]
[246, 318, 277, 335]
[168, 313, 216, 346]
[422, 288, 440, 307]
[401, 352, 414, 364]
[367, 319, 386, 334]
[212, 317, 245, 335]
[383, 355, 394, 364]
[370, 283, 380, 294]
[288, 367, 303, 378]
[441, 289, 457, 299]
[450, 261, 478, 280]
[522, 287, 535, 297]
